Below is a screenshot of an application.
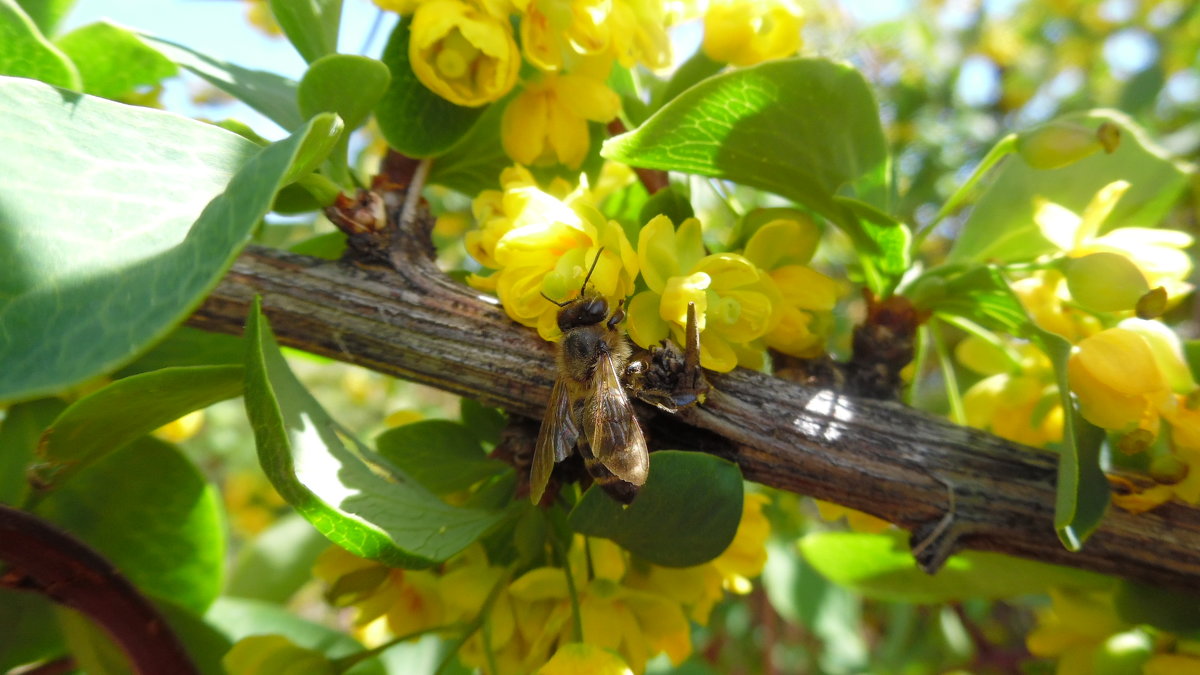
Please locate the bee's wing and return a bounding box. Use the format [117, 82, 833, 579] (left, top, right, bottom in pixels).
[530, 377, 579, 504]
[586, 352, 649, 487]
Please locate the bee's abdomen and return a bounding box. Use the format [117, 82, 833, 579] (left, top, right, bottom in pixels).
[577, 438, 639, 504]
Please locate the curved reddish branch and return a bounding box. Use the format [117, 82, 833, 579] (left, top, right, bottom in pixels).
[187, 242, 1200, 593]
[0, 504, 198, 674]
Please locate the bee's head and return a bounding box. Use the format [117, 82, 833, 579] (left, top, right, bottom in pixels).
[556, 293, 609, 331]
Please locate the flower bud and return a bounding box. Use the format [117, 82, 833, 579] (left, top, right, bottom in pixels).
[1064, 252, 1149, 313]
[1017, 121, 1107, 170]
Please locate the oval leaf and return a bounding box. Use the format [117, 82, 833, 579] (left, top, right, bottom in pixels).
[55, 21, 177, 100]
[0, 75, 339, 402]
[298, 54, 390, 131]
[603, 58, 888, 223]
[32, 366, 243, 493]
[35, 437, 226, 613]
[269, 0, 342, 64]
[375, 420, 510, 496]
[375, 18, 485, 157]
[567, 450, 743, 567]
[801, 531, 1112, 604]
[243, 298, 505, 568]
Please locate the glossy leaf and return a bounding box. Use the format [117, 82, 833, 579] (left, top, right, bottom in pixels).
[603, 58, 888, 224]
[298, 54, 390, 184]
[567, 451, 743, 567]
[459, 398, 506, 447]
[138, 33, 304, 131]
[375, 18, 485, 157]
[32, 366, 243, 492]
[949, 110, 1189, 263]
[0, 0, 79, 88]
[427, 95, 509, 194]
[0, 398, 64, 505]
[269, 0, 342, 64]
[836, 196, 911, 293]
[35, 437, 225, 613]
[207, 598, 384, 675]
[58, 608, 131, 674]
[801, 531, 1111, 603]
[0, 76, 340, 401]
[243, 298, 505, 568]
[375, 420, 510, 496]
[226, 514, 332, 603]
[55, 21, 176, 100]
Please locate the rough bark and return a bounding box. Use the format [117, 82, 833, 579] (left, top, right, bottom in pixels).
[188, 242, 1200, 593]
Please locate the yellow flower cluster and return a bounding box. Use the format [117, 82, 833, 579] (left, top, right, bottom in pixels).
[312, 492, 772, 674]
[464, 174, 839, 371]
[374, 0, 803, 168]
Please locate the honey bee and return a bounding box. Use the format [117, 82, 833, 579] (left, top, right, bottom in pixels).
[530, 250, 648, 505]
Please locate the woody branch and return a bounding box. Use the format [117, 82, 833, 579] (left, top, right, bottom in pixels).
[187, 234, 1200, 593]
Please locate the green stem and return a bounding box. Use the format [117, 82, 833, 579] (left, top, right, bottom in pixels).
[431, 567, 514, 675]
[936, 314, 1024, 373]
[929, 320, 967, 426]
[549, 525, 584, 643]
[329, 624, 463, 673]
[914, 133, 1017, 247]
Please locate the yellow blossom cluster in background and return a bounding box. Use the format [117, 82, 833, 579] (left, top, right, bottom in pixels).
[311, 492, 771, 674]
[954, 179, 1198, 514]
[372, 0, 803, 168]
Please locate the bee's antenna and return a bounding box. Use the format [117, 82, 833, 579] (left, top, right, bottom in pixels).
[579, 247, 605, 295]
[540, 291, 569, 307]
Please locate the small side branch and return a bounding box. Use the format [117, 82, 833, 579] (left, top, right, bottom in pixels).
[189, 245, 1200, 592]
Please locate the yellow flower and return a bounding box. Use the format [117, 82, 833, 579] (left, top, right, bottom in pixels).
[466, 170, 639, 340]
[1144, 653, 1200, 675]
[373, 0, 422, 14]
[312, 546, 446, 638]
[508, 537, 692, 674]
[710, 492, 771, 594]
[1011, 272, 1101, 343]
[1068, 326, 1171, 434]
[608, 0, 671, 69]
[740, 217, 839, 358]
[409, 0, 520, 106]
[1026, 587, 1129, 674]
[627, 215, 780, 372]
[958, 337, 1064, 447]
[1036, 179, 1194, 306]
[814, 500, 892, 534]
[537, 643, 634, 675]
[502, 57, 620, 168]
[702, 0, 803, 67]
[154, 409, 205, 443]
[519, 0, 611, 71]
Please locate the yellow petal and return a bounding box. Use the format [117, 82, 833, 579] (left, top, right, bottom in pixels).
[536, 643, 634, 675]
[502, 88, 550, 166]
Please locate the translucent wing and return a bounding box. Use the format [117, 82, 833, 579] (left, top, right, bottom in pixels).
[585, 352, 648, 487]
[530, 377, 579, 504]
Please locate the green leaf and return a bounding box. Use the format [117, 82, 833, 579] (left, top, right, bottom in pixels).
[15, 0, 75, 35]
[459, 398, 506, 447]
[835, 196, 911, 293]
[655, 48, 725, 110]
[35, 437, 225, 613]
[153, 598, 232, 675]
[949, 110, 1189, 263]
[138, 33, 304, 130]
[0, 398, 64, 505]
[1114, 580, 1200, 633]
[603, 58, 888, 225]
[567, 451, 743, 567]
[55, 21, 176, 100]
[375, 18, 485, 157]
[114, 327, 245, 377]
[269, 0, 342, 64]
[243, 298, 505, 568]
[801, 531, 1112, 603]
[298, 54, 390, 184]
[207, 597, 385, 675]
[226, 514, 332, 603]
[57, 608, 131, 674]
[0, 76, 340, 401]
[31, 366, 243, 493]
[638, 183, 695, 228]
[1037, 330, 1110, 549]
[375, 420, 510, 496]
[1185, 340, 1200, 386]
[427, 97, 510, 194]
[0, 590, 62, 672]
[0, 0, 79, 89]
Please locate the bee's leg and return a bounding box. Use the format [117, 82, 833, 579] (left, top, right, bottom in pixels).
[625, 302, 709, 412]
[607, 299, 626, 331]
